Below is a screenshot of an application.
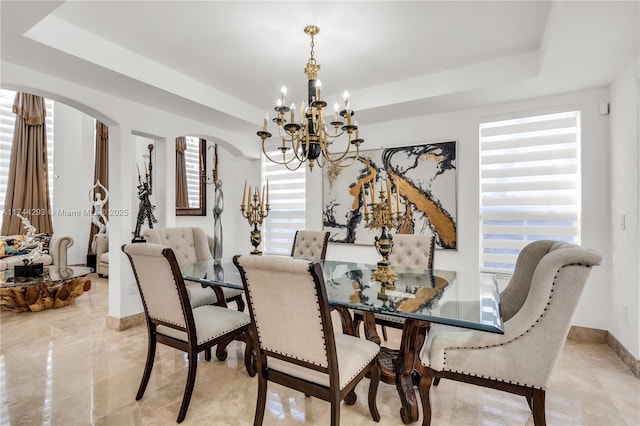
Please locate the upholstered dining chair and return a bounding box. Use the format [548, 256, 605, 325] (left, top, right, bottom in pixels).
[291, 230, 330, 260]
[122, 243, 252, 423]
[354, 233, 436, 341]
[417, 240, 602, 426]
[143, 227, 245, 310]
[234, 254, 382, 426]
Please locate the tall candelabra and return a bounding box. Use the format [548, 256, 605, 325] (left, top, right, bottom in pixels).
[362, 176, 403, 288]
[240, 181, 270, 255]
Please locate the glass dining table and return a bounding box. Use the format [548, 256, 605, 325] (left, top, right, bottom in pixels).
[181, 258, 503, 424]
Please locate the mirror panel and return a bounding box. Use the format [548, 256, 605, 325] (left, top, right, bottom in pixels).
[176, 137, 206, 216]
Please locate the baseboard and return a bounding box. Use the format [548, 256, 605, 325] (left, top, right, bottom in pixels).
[106, 312, 145, 331]
[568, 325, 639, 378]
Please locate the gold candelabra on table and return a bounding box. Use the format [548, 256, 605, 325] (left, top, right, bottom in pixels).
[240, 180, 270, 255]
[362, 176, 403, 288]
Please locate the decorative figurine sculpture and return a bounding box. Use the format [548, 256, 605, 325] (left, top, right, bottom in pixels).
[132, 154, 157, 243]
[15, 214, 43, 266]
[88, 179, 109, 235]
[213, 180, 224, 259]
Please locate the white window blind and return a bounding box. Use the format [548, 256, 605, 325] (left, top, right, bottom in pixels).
[479, 110, 581, 273]
[0, 90, 54, 230]
[184, 136, 201, 208]
[262, 154, 306, 255]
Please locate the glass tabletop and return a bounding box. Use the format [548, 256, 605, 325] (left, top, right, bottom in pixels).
[0, 266, 94, 288]
[181, 258, 503, 334]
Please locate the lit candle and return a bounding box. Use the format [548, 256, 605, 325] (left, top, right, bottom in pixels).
[343, 90, 349, 108]
[290, 103, 296, 124]
[316, 80, 322, 100]
[333, 102, 339, 121]
[355, 121, 359, 139]
[263, 113, 268, 131]
[242, 180, 247, 206]
[361, 185, 369, 215]
[386, 177, 392, 211]
[281, 86, 287, 104]
[395, 177, 400, 213]
[261, 185, 265, 211]
[266, 180, 269, 205]
[248, 185, 252, 205]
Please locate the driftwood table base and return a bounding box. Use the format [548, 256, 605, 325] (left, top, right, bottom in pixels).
[0, 277, 92, 312]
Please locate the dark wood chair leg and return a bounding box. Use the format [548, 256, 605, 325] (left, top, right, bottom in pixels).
[381, 325, 388, 341]
[177, 349, 198, 423]
[368, 360, 381, 422]
[136, 332, 157, 400]
[254, 372, 268, 426]
[532, 388, 546, 426]
[330, 393, 341, 426]
[204, 347, 212, 361]
[417, 369, 434, 426]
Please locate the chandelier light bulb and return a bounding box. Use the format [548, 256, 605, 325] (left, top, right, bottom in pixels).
[333, 102, 339, 120]
[276, 99, 282, 107]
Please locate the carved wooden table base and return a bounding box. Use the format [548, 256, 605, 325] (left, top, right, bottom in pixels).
[334, 307, 429, 424]
[0, 277, 92, 312]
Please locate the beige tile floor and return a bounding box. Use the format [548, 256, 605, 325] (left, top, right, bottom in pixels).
[1, 274, 638, 426]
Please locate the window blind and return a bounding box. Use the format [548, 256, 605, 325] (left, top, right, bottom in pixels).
[0, 90, 54, 230]
[184, 136, 201, 208]
[479, 110, 581, 273]
[262, 154, 306, 255]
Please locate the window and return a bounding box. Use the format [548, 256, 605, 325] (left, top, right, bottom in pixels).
[262, 154, 306, 255]
[184, 136, 201, 208]
[479, 110, 581, 273]
[0, 90, 54, 230]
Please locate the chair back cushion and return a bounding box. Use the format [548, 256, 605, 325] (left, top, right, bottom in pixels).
[234, 255, 332, 368]
[122, 243, 189, 328]
[291, 230, 330, 260]
[389, 233, 435, 269]
[143, 227, 212, 266]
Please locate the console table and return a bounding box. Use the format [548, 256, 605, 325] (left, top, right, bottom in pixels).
[0, 266, 93, 312]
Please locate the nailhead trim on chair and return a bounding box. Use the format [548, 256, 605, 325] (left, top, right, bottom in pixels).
[439, 263, 592, 387]
[244, 269, 330, 367]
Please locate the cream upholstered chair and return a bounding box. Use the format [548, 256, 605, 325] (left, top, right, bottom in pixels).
[290, 230, 330, 260]
[234, 254, 381, 426]
[354, 233, 436, 340]
[417, 240, 602, 426]
[93, 233, 109, 277]
[122, 243, 252, 423]
[143, 227, 245, 310]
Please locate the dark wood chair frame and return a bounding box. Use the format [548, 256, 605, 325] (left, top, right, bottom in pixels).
[234, 257, 381, 426]
[123, 245, 252, 423]
[417, 365, 546, 426]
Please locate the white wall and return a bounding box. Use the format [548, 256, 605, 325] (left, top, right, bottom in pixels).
[309, 87, 615, 340]
[609, 57, 640, 358]
[52, 103, 95, 265]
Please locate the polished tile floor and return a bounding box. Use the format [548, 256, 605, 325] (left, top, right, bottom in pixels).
[1, 274, 638, 425]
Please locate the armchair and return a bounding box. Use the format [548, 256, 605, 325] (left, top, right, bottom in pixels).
[93, 233, 109, 277]
[417, 240, 602, 426]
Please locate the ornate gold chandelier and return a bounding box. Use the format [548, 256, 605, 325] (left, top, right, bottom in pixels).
[257, 25, 363, 172]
